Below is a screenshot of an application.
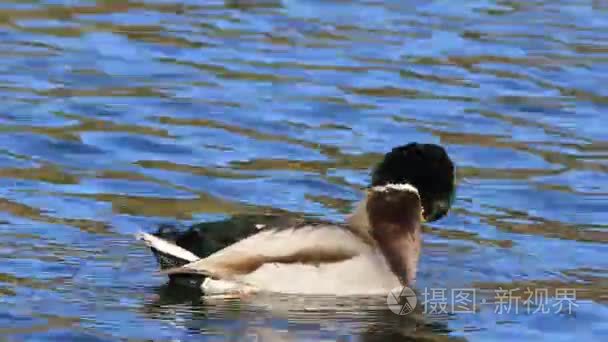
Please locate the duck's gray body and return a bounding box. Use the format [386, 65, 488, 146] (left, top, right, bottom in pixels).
[139, 222, 402, 295]
[140, 183, 423, 295]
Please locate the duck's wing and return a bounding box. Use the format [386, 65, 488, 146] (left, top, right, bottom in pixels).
[162, 224, 374, 279]
[142, 214, 318, 271]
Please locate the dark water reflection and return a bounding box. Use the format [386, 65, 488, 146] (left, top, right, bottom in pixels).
[0, 0, 607, 340]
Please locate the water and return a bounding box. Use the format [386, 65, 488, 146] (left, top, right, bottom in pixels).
[0, 0, 606, 340]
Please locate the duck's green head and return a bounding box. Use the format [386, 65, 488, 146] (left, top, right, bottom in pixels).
[371, 143, 455, 222]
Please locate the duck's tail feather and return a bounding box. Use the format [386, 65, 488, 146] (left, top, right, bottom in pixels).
[136, 232, 200, 269]
[160, 265, 216, 277]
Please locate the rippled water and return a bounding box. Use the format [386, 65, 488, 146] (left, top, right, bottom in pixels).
[0, 0, 607, 340]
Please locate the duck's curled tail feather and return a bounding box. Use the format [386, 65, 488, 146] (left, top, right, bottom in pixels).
[136, 232, 199, 269]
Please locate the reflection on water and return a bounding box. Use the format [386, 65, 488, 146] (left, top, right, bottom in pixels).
[0, 0, 606, 340]
[144, 282, 461, 341]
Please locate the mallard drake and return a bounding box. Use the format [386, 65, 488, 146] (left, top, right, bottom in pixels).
[138, 143, 455, 295]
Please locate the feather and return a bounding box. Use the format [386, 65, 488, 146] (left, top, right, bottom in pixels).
[136, 232, 199, 267]
[161, 224, 372, 278]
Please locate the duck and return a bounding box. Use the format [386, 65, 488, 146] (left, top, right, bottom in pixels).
[137, 142, 455, 296]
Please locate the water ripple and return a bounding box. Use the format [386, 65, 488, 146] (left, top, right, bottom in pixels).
[0, 0, 606, 340]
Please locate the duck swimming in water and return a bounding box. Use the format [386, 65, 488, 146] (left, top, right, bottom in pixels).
[138, 142, 455, 295]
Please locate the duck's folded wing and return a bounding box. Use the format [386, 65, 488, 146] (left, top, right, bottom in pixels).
[162, 224, 373, 278]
